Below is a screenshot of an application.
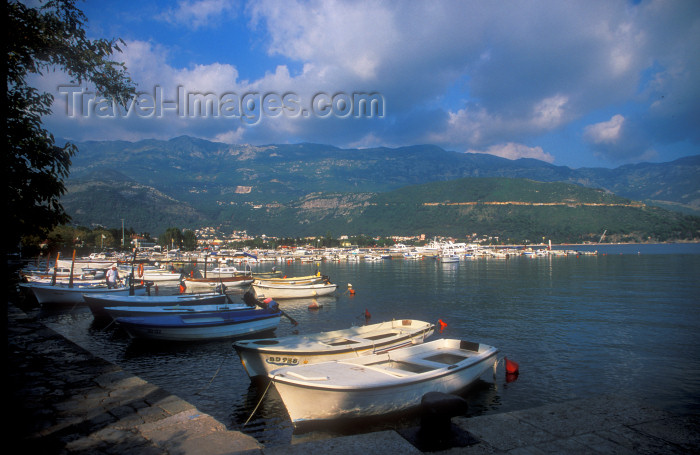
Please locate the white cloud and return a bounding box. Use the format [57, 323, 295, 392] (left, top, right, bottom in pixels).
[532, 95, 569, 130]
[468, 143, 555, 163]
[584, 114, 625, 145]
[35, 0, 700, 166]
[158, 0, 239, 29]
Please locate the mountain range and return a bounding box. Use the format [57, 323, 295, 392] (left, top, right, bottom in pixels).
[61, 136, 700, 241]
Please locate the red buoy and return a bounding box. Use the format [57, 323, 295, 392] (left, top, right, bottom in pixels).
[505, 357, 520, 375]
[365, 309, 371, 319]
[438, 319, 448, 332]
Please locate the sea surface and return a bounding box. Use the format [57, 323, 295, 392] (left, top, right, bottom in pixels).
[30, 243, 700, 447]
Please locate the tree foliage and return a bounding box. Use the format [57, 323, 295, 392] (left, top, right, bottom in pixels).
[6, 0, 135, 253]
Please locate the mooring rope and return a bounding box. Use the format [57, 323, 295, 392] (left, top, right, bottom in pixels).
[195, 351, 231, 395]
[244, 376, 276, 426]
[100, 317, 118, 331]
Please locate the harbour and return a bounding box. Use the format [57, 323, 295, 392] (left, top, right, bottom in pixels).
[8, 291, 699, 454]
[10, 242, 700, 450]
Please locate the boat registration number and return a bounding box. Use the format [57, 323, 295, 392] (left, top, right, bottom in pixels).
[265, 356, 299, 366]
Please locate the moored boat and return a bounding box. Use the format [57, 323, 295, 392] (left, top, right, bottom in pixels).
[182, 274, 255, 291]
[253, 274, 325, 285]
[233, 319, 435, 379]
[114, 302, 282, 341]
[252, 280, 337, 299]
[83, 292, 229, 319]
[270, 338, 499, 426]
[122, 264, 182, 283]
[103, 301, 251, 319]
[20, 282, 147, 306]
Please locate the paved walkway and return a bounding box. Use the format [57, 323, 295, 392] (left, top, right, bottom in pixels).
[8, 302, 700, 454]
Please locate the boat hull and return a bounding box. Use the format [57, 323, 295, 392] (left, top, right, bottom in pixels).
[22, 283, 147, 305]
[252, 282, 337, 299]
[270, 339, 498, 425]
[233, 319, 435, 378]
[253, 275, 324, 285]
[116, 308, 281, 341]
[183, 275, 254, 290]
[84, 293, 229, 319]
[104, 302, 250, 319]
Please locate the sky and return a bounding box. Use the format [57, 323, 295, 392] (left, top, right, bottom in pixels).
[34, 0, 700, 169]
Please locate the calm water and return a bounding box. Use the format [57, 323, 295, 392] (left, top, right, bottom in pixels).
[31, 243, 700, 447]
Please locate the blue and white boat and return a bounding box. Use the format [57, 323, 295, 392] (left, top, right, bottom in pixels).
[115, 302, 282, 341]
[83, 291, 229, 319]
[103, 301, 251, 319]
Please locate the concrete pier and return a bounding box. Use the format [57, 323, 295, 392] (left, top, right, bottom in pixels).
[8, 302, 699, 454]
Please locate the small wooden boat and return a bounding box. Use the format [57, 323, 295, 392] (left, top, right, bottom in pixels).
[114, 302, 282, 341]
[103, 301, 251, 319]
[253, 274, 325, 285]
[270, 338, 499, 426]
[21, 267, 107, 282]
[182, 274, 254, 291]
[22, 275, 106, 286]
[233, 319, 435, 379]
[122, 264, 182, 283]
[205, 266, 243, 277]
[83, 292, 228, 319]
[252, 280, 337, 299]
[20, 282, 147, 306]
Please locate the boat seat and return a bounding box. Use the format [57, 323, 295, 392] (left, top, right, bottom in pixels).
[346, 336, 376, 344]
[402, 358, 448, 370]
[360, 364, 416, 378]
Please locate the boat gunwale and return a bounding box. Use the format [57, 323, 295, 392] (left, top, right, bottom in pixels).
[116, 311, 282, 330]
[270, 346, 499, 392]
[234, 325, 435, 357]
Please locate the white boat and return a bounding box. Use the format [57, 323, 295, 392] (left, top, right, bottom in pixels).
[20, 282, 147, 306]
[270, 338, 498, 426]
[252, 281, 337, 299]
[253, 274, 325, 285]
[57, 258, 116, 273]
[233, 319, 435, 379]
[182, 274, 255, 291]
[204, 266, 242, 277]
[438, 254, 460, 263]
[438, 245, 461, 262]
[122, 264, 183, 283]
[22, 275, 106, 286]
[21, 266, 106, 282]
[83, 292, 229, 319]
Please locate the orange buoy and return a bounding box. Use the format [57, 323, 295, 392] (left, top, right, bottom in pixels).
[505, 357, 520, 375]
[438, 319, 448, 332]
[308, 300, 321, 310]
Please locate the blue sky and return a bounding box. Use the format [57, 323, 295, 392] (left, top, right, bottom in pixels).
[37, 0, 700, 168]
